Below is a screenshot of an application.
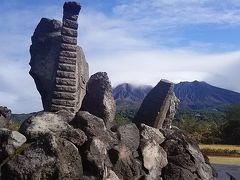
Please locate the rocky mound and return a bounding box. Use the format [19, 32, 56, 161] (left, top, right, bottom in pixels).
[0, 110, 216, 179]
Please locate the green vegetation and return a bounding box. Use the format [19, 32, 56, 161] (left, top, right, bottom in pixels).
[200, 148, 240, 157]
[8, 121, 21, 131]
[115, 111, 130, 126]
[11, 113, 36, 123]
[221, 105, 240, 144]
[175, 105, 240, 145]
[174, 111, 224, 144]
[115, 104, 240, 145]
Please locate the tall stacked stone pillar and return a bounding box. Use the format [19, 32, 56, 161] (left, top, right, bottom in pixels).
[51, 2, 81, 113]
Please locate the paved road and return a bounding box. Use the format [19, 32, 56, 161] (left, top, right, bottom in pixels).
[212, 164, 240, 180]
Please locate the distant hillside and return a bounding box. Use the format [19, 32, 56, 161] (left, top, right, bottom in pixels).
[113, 83, 152, 109]
[113, 83, 152, 119]
[175, 81, 240, 111]
[113, 81, 240, 113]
[11, 112, 37, 123]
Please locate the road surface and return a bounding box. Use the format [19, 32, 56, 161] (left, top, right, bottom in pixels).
[213, 164, 240, 180]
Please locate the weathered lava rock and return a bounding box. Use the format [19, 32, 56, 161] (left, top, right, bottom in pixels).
[0, 128, 26, 163]
[139, 124, 167, 179]
[116, 123, 140, 153]
[29, 18, 62, 111]
[20, 110, 73, 138]
[81, 72, 116, 129]
[161, 127, 217, 180]
[108, 145, 142, 179]
[1, 134, 83, 180]
[134, 79, 175, 129]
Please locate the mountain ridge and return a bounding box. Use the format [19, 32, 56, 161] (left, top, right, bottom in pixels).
[113, 81, 240, 112]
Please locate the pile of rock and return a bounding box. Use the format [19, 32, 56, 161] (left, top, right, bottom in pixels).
[0, 1, 217, 180]
[0, 108, 216, 179]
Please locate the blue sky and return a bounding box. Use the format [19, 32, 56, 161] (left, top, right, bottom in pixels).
[1, 0, 240, 113]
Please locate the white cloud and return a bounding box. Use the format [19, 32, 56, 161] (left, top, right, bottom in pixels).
[88, 48, 240, 91]
[113, 0, 240, 27]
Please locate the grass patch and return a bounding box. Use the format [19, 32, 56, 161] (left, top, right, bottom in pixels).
[200, 144, 240, 151]
[200, 144, 240, 157]
[208, 156, 240, 165]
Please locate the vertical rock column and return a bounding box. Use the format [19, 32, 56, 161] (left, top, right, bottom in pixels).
[51, 2, 81, 113]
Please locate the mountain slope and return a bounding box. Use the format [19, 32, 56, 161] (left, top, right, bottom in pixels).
[113, 83, 152, 118]
[113, 83, 152, 104]
[174, 81, 240, 111]
[113, 81, 240, 112]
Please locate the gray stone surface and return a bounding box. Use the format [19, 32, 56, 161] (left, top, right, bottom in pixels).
[161, 127, 217, 180]
[162, 94, 179, 129]
[71, 111, 107, 138]
[29, 18, 62, 111]
[134, 79, 175, 129]
[19, 110, 87, 149]
[81, 72, 116, 129]
[19, 110, 74, 139]
[0, 129, 26, 163]
[83, 137, 108, 177]
[1, 134, 83, 180]
[70, 111, 117, 148]
[108, 145, 142, 179]
[29, 2, 89, 113]
[116, 123, 140, 152]
[0, 106, 11, 128]
[141, 141, 168, 179]
[105, 169, 120, 180]
[140, 124, 165, 145]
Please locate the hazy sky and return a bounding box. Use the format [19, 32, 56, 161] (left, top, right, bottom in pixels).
[1, 0, 240, 113]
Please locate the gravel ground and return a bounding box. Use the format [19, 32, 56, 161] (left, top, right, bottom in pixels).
[213, 164, 240, 180]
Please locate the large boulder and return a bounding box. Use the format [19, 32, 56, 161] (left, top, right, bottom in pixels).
[116, 123, 140, 153]
[140, 124, 165, 145]
[139, 124, 167, 179]
[81, 72, 116, 129]
[0, 129, 26, 163]
[0, 106, 11, 128]
[134, 79, 175, 129]
[141, 141, 168, 179]
[1, 134, 83, 180]
[19, 110, 87, 147]
[1, 108, 86, 179]
[70, 111, 118, 149]
[20, 111, 72, 138]
[71, 111, 107, 137]
[161, 127, 217, 180]
[29, 13, 89, 112]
